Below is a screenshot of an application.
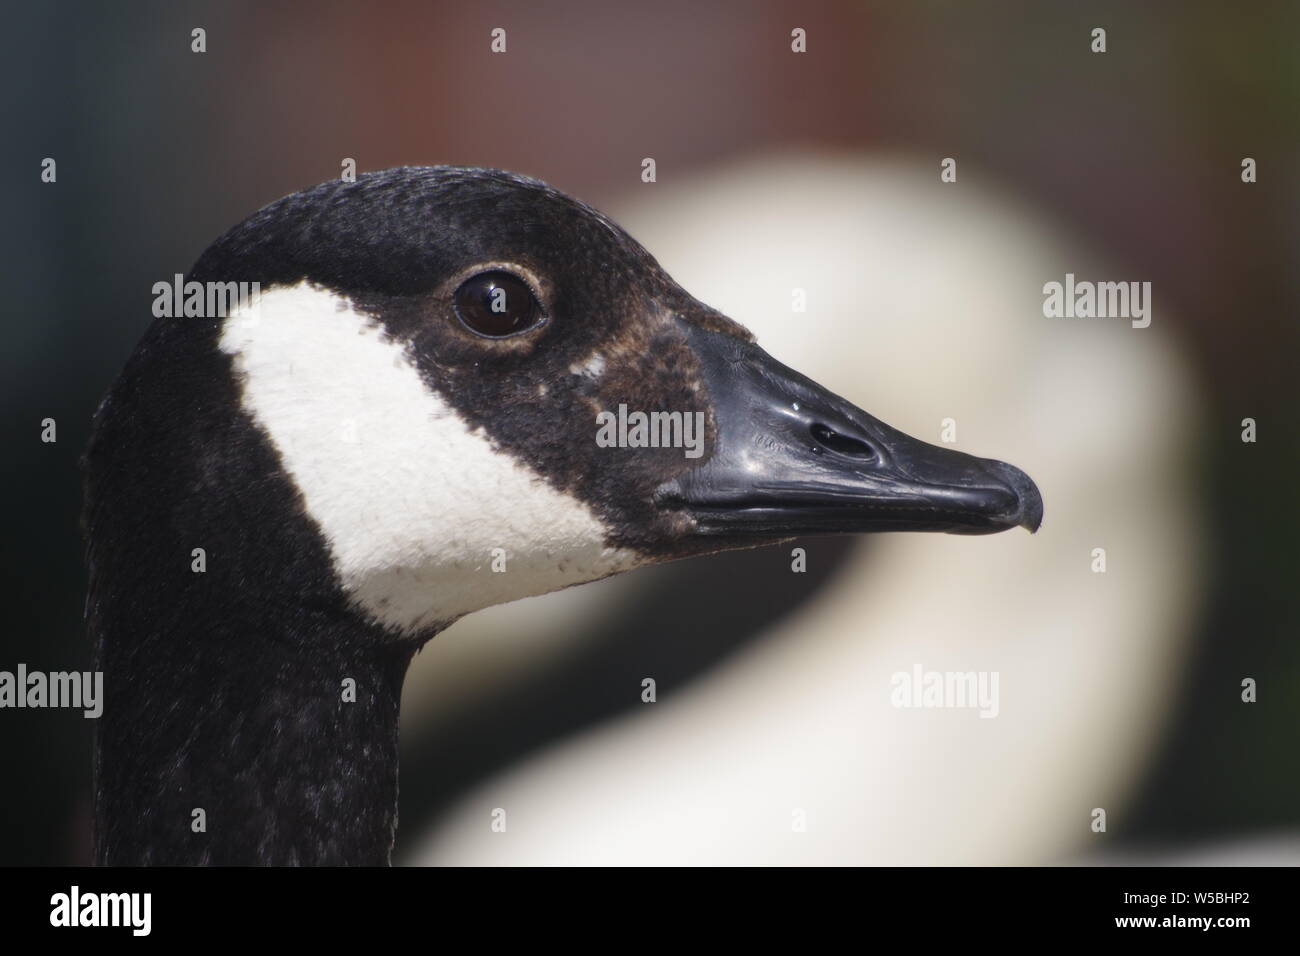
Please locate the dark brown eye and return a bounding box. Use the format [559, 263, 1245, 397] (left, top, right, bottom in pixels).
[453, 270, 543, 337]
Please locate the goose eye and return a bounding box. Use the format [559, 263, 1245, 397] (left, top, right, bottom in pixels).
[453, 271, 542, 337]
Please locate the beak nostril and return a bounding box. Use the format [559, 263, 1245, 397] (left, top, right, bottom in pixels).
[810, 423, 876, 460]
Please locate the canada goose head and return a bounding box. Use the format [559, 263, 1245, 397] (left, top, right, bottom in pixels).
[210, 166, 1041, 632]
[85, 166, 1041, 864]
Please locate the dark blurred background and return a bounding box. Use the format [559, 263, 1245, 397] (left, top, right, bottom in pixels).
[2, 0, 1297, 864]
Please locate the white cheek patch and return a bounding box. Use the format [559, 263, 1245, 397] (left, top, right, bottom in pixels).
[219, 281, 639, 636]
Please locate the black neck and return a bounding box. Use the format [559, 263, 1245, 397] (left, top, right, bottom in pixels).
[93, 618, 415, 865]
[86, 318, 424, 865]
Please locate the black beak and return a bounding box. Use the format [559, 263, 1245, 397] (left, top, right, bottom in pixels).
[657, 324, 1043, 538]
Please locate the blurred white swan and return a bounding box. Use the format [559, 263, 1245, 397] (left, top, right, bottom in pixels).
[404, 153, 1203, 865]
